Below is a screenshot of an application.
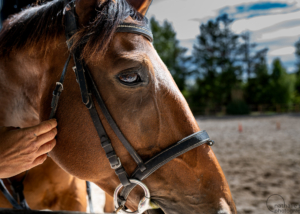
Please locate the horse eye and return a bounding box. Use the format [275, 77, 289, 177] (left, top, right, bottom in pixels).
[118, 73, 141, 84]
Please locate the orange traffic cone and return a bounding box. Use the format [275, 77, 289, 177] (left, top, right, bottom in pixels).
[238, 123, 243, 133]
[276, 122, 281, 130]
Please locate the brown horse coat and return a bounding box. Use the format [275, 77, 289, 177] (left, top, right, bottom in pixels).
[0, 0, 236, 213]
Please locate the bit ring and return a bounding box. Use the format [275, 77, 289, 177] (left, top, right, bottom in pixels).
[113, 179, 151, 214]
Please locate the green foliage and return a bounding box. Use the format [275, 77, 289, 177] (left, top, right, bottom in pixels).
[150, 17, 190, 91]
[150, 14, 300, 114]
[295, 38, 300, 69]
[239, 32, 269, 79]
[245, 56, 271, 104]
[268, 58, 295, 105]
[191, 14, 243, 107]
[227, 101, 250, 115]
[190, 14, 296, 112]
[294, 39, 300, 103]
[246, 58, 295, 106]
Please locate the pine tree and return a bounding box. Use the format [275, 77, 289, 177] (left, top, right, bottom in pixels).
[192, 14, 242, 107]
[150, 17, 190, 91]
[295, 39, 300, 98]
[268, 58, 294, 105]
[239, 32, 268, 80]
[245, 55, 271, 105]
[295, 39, 300, 72]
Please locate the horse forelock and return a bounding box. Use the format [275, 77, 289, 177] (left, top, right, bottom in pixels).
[0, 0, 144, 59]
[71, 0, 145, 60]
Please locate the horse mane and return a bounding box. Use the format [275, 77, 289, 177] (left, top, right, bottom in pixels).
[0, 0, 143, 59]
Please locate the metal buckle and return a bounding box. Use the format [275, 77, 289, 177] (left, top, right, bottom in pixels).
[111, 157, 121, 169]
[113, 179, 159, 214]
[207, 140, 215, 146]
[55, 82, 64, 91]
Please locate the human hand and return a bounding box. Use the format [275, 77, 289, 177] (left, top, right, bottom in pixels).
[0, 119, 57, 179]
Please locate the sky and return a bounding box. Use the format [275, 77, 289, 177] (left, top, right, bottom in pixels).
[147, 0, 300, 73]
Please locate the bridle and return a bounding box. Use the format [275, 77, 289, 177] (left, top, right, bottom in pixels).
[0, 0, 214, 213]
[54, 1, 215, 213]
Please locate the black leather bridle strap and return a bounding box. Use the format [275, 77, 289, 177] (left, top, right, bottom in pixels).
[0, 173, 30, 210]
[49, 54, 71, 119]
[133, 130, 211, 180]
[65, 3, 90, 106]
[0, 179, 23, 209]
[64, 1, 132, 186]
[119, 131, 213, 203]
[84, 64, 147, 171]
[64, 1, 147, 173]
[116, 22, 153, 42]
[7, 178, 30, 210]
[86, 181, 94, 213]
[82, 90, 131, 186]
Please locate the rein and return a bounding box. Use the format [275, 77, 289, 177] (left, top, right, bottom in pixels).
[0, 172, 30, 210]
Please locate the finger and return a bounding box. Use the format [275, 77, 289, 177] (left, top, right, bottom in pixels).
[0, 126, 19, 133]
[24, 119, 57, 137]
[34, 127, 57, 147]
[31, 154, 47, 167]
[36, 139, 56, 157]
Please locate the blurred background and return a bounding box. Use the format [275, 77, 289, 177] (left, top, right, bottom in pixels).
[1, 0, 299, 214]
[148, 0, 300, 116]
[147, 1, 300, 214]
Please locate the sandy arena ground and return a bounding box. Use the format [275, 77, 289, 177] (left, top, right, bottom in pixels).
[90, 114, 300, 214]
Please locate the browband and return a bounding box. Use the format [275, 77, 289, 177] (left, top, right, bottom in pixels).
[117, 22, 153, 42]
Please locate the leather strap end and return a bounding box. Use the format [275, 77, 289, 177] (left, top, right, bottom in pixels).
[138, 163, 146, 172]
[115, 167, 130, 186]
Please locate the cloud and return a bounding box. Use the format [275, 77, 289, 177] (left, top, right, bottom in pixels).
[256, 36, 298, 50]
[254, 19, 300, 36]
[268, 55, 296, 72]
[260, 26, 300, 41]
[237, 2, 289, 12]
[147, 0, 300, 72]
[269, 46, 296, 56]
[151, 0, 168, 5]
[231, 10, 300, 33]
[256, 36, 299, 71]
[220, 1, 300, 20]
[228, 8, 300, 72]
[179, 39, 196, 55]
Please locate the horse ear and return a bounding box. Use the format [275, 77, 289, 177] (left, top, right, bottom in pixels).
[75, 0, 98, 26]
[126, 0, 153, 16]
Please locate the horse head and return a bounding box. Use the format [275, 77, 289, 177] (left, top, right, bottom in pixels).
[0, 0, 236, 213]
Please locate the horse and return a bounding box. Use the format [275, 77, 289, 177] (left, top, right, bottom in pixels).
[0, 160, 87, 211]
[0, 0, 237, 213]
[0, 2, 88, 212]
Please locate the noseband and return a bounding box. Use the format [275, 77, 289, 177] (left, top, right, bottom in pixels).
[52, 1, 215, 213]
